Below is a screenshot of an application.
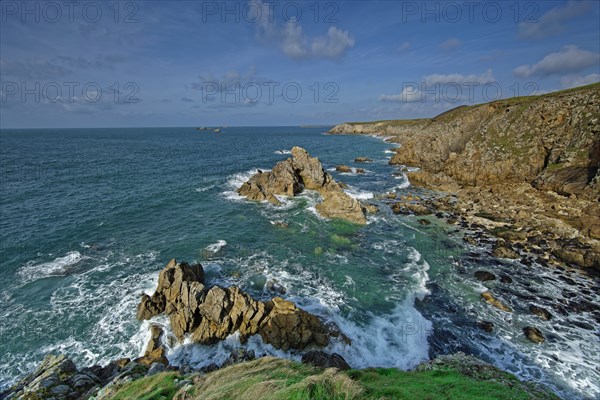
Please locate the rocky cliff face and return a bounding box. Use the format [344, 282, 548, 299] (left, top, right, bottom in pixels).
[329, 84, 600, 270]
[330, 84, 600, 199]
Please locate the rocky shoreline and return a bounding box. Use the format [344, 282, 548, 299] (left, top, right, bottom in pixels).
[2, 259, 564, 399]
[329, 83, 600, 275]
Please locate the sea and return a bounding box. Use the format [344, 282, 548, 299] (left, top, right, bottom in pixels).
[0, 127, 598, 399]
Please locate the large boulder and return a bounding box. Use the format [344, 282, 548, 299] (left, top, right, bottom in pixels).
[137, 260, 340, 351]
[237, 147, 367, 224]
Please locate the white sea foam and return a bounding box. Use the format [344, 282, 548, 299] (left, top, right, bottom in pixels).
[344, 186, 374, 200]
[205, 240, 227, 254]
[195, 184, 216, 193]
[18, 251, 85, 282]
[274, 149, 292, 155]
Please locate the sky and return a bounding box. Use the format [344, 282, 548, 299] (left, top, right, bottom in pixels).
[1, 0, 599, 128]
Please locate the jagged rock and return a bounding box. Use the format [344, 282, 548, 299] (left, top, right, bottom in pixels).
[135, 325, 169, 367]
[530, 305, 552, 321]
[481, 291, 512, 312]
[336, 165, 352, 173]
[477, 321, 494, 333]
[523, 326, 545, 343]
[474, 271, 496, 282]
[301, 351, 351, 370]
[391, 202, 431, 215]
[237, 147, 366, 224]
[137, 260, 340, 351]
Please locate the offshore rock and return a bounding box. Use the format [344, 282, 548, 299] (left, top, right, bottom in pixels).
[237, 146, 367, 224]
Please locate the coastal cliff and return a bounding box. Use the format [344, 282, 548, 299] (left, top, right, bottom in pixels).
[330, 83, 600, 271]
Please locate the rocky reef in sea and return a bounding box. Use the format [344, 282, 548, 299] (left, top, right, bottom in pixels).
[236, 146, 370, 224]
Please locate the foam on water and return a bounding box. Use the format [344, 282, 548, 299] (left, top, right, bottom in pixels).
[18, 251, 85, 283]
[274, 149, 292, 155]
[205, 240, 227, 254]
[344, 186, 374, 200]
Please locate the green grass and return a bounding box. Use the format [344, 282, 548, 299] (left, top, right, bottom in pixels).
[348, 368, 542, 400]
[103, 357, 558, 400]
[107, 372, 181, 400]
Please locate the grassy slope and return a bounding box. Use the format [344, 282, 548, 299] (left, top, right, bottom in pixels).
[103, 357, 558, 400]
[345, 82, 600, 126]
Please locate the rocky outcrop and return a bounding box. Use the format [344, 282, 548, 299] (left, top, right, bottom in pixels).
[523, 326, 545, 344]
[330, 84, 600, 270]
[2, 354, 89, 399]
[301, 351, 351, 370]
[237, 147, 367, 224]
[137, 259, 341, 351]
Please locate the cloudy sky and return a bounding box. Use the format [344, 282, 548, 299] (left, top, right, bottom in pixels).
[1, 0, 599, 128]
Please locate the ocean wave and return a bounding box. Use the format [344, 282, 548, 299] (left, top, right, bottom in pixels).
[205, 240, 227, 254]
[274, 149, 292, 155]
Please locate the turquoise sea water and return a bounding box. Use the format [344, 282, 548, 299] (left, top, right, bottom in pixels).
[0, 127, 598, 399]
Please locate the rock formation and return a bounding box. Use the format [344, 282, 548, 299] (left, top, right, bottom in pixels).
[329, 84, 600, 270]
[237, 146, 367, 224]
[137, 259, 342, 351]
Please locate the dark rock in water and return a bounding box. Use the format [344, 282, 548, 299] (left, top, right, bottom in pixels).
[558, 275, 577, 286]
[418, 218, 431, 225]
[523, 326, 545, 343]
[499, 274, 513, 284]
[356, 168, 365, 174]
[267, 279, 287, 294]
[354, 157, 372, 163]
[301, 351, 351, 370]
[392, 201, 431, 215]
[335, 165, 352, 173]
[474, 271, 496, 282]
[477, 321, 494, 333]
[530, 305, 552, 321]
[481, 291, 512, 312]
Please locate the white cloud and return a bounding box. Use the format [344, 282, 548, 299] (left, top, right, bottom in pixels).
[439, 38, 461, 51]
[379, 70, 496, 104]
[560, 73, 600, 89]
[514, 45, 600, 78]
[423, 69, 495, 85]
[251, 0, 354, 61]
[379, 86, 422, 103]
[518, 1, 591, 39]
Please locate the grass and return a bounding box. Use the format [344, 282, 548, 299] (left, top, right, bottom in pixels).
[103, 357, 558, 400]
[106, 372, 181, 400]
[348, 368, 542, 400]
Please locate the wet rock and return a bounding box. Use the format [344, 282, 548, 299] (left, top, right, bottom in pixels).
[492, 246, 519, 259]
[354, 157, 372, 163]
[499, 274, 513, 284]
[135, 325, 169, 367]
[356, 168, 365, 174]
[477, 321, 494, 333]
[391, 202, 431, 215]
[147, 362, 166, 376]
[481, 291, 512, 312]
[523, 326, 545, 343]
[418, 218, 431, 225]
[301, 351, 351, 370]
[266, 279, 287, 295]
[474, 271, 496, 282]
[530, 305, 552, 321]
[335, 165, 351, 173]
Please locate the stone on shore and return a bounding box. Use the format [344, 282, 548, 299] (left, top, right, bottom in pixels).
[481, 291, 512, 312]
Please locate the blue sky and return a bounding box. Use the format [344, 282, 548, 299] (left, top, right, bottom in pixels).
[1, 0, 599, 128]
